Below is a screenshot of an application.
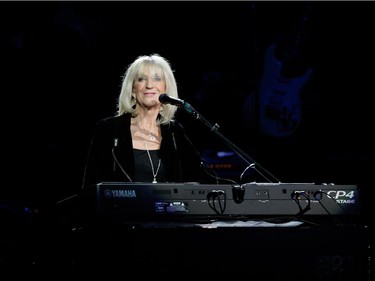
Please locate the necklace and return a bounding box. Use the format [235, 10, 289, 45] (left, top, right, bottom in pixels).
[144, 143, 161, 183]
[136, 118, 158, 142]
[148, 132, 156, 142]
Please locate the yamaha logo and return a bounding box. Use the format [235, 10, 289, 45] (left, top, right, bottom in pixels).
[103, 189, 137, 198]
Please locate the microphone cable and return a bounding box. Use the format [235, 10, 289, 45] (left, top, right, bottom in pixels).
[313, 190, 349, 215]
[207, 190, 226, 215]
[291, 191, 311, 216]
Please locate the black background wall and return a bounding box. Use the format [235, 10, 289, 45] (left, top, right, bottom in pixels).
[0, 1, 373, 277]
[2, 1, 371, 200]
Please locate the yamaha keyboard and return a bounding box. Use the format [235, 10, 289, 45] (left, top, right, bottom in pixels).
[95, 182, 361, 221]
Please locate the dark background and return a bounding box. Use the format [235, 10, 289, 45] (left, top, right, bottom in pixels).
[1, 0, 374, 234]
[0, 1, 374, 277]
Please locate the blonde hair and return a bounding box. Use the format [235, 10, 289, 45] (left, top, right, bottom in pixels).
[117, 54, 178, 125]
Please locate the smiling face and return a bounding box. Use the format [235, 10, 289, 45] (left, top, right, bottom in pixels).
[133, 65, 166, 109]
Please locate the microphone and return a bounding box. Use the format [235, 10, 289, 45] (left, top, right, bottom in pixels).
[159, 93, 197, 117]
[159, 94, 186, 106]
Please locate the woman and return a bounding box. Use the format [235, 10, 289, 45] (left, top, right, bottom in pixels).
[82, 54, 214, 191]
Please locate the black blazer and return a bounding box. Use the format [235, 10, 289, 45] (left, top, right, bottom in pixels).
[82, 113, 212, 191]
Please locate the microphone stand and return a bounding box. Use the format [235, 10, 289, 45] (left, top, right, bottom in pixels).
[180, 102, 281, 183]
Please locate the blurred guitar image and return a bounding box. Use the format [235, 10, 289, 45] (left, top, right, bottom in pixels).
[259, 4, 313, 138]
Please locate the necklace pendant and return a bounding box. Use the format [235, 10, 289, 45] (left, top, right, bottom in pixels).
[152, 178, 157, 184]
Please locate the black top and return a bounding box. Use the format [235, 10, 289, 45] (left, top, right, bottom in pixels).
[133, 149, 166, 183]
[82, 113, 214, 191]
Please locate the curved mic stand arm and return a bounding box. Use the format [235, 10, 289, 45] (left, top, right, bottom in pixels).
[181, 102, 281, 183]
